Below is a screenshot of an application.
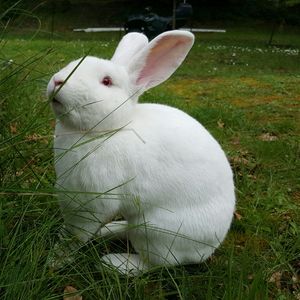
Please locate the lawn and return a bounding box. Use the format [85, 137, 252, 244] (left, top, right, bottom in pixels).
[0, 25, 299, 299]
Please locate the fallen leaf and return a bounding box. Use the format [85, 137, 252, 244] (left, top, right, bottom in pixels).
[258, 133, 278, 141]
[217, 119, 225, 129]
[230, 156, 250, 166]
[64, 286, 82, 300]
[247, 174, 257, 180]
[50, 119, 56, 129]
[247, 274, 254, 281]
[26, 133, 42, 142]
[10, 123, 17, 134]
[292, 191, 300, 202]
[269, 271, 282, 289]
[234, 211, 242, 220]
[231, 137, 240, 145]
[282, 213, 291, 221]
[292, 274, 299, 284]
[25, 133, 49, 144]
[15, 170, 24, 177]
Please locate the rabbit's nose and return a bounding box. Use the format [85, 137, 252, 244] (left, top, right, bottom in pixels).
[54, 79, 64, 87]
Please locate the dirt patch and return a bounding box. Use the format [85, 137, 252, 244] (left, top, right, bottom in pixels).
[239, 77, 268, 88]
[166, 77, 227, 100]
[292, 191, 300, 203]
[229, 95, 284, 108]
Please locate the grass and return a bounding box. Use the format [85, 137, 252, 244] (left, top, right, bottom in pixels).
[1, 18, 300, 300]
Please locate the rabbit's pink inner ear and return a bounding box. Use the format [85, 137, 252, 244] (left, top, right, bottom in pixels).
[135, 34, 193, 89]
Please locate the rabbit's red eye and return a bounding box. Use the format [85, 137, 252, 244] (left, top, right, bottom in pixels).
[102, 76, 112, 86]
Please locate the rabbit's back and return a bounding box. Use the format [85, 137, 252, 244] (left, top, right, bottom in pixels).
[127, 102, 234, 204]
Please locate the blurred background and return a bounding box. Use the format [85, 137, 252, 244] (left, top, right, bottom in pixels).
[2, 0, 300, 39]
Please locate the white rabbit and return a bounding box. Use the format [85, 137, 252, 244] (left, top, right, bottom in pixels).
[47, 30, 235, 275]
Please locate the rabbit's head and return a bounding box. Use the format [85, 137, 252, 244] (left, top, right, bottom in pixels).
[47, 30, 194, 131]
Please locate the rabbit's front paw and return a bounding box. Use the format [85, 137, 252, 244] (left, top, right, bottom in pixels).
[101, 253, 149, 276]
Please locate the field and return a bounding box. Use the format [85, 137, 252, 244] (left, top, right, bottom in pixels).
[0, 25, 300, 299]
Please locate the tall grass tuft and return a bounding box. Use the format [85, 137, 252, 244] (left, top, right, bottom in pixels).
[1, 5, 50, 300]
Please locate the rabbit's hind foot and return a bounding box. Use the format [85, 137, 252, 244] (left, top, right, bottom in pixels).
[101, 253, 148, 276]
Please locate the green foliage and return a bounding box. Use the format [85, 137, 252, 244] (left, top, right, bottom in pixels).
[280, 0, 300, 7]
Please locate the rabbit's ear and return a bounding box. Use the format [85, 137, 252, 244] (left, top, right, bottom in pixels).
[111, 32, 149, 66]
[128, 30, 194, 91]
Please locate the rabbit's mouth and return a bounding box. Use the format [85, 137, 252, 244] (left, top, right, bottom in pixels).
[51, 97, 66, 115]
[52, 97, 64, 109]
[51, 96, 65, 107]
[52, 98, 62, 106]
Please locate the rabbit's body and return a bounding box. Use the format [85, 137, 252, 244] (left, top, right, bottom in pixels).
[54, 103, 234, 268]
[49, 31, 235, 275]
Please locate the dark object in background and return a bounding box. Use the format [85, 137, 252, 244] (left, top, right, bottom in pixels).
[124, 3, 193, 39]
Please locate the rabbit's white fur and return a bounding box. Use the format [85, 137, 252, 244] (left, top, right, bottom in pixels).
[48, 31, 235, 275]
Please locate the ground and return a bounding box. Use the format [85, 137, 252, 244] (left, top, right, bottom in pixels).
[0, 25, 299, 299]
